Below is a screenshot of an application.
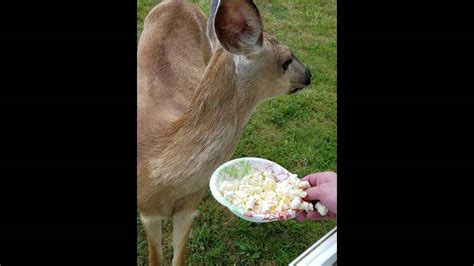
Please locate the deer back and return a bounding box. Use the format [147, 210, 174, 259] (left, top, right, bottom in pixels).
[137, 0, 211, 159]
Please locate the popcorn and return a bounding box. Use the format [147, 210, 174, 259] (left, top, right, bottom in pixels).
[219, 170, 314, 214]
[301, 201, 313, 213]
[315, 201, 328, 216]
[290, 198, 302, 209]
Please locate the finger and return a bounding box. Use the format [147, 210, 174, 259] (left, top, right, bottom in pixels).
[295, 211, 307, 222]
[301, 173, 320, 186]
[314, 171, 337, 185]
[319, 212, 336, 221]
[327, 212, 337, 220]
[303, 186, 324, 201]
[306, 211, 323, 220]
[301, 172, 336, 187]
[307, 211, 335, 221]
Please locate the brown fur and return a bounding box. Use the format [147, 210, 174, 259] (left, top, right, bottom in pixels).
[137, 0, 211, 132]
[137, 0, 312, 265]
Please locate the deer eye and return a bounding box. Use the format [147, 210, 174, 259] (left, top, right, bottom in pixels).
[281, 58, 293, 71]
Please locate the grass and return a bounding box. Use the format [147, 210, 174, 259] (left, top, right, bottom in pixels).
[137, 0, 337, 264]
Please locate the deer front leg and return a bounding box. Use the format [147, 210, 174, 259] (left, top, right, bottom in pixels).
[140, 214, 164, 266]
[171, 208, 198, 266]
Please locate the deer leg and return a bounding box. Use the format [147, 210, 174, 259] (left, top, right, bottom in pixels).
[140, 214, 164, 266]
[171, 209, 197, 266]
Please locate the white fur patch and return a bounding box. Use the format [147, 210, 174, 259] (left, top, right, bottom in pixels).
[140, 214, 164, 224]
[233, 55, 255, 76]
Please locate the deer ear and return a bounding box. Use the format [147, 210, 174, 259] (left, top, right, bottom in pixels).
[213, 0, 263, 55]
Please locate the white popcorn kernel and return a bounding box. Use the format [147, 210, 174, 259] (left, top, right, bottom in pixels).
[290, 197, 302, 209]
[233, 190, 243, 197]
[262, 179, 275, 189]
[264, 191, 277, 202]
[223, 191, 235, 201]
[244, 200, 255, 211]
[298, 180, 311, 189]
[252, 186, 263, 194]
[260, 201, 272, 213]
[220, 181, 238, 193]
[315, 202, 328, 216]
[301, 201, 314, 212]
[275, 184, 291, 195]
[240, 184, 253, 193]
[278, 198, 290, 210]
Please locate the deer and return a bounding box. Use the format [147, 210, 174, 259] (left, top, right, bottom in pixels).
[137, 0, 312, 265]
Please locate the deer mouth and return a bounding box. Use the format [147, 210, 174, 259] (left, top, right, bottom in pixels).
[289, 83, 307, 94]
[289, 87, 304, 94]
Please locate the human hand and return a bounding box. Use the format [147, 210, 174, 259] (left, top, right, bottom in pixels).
[296, 171, 337, 221]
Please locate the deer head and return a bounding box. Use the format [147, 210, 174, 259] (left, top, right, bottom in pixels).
[207, 0, 312, 102]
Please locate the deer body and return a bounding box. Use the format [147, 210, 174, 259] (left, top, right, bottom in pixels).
[138, 49, 258, 217]
[138, 0, 312, 265]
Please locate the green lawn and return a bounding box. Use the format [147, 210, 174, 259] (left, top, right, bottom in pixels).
[137, 0, 337, 264]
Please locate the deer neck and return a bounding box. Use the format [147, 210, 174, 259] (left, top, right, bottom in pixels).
[184, 49, 258, 131]
[161, 49, 259, 175]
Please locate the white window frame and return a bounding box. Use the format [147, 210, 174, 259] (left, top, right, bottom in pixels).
[289, 226, 337, 266]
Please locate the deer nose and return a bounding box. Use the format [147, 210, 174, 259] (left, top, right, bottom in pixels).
[305, 69, 312, 85]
